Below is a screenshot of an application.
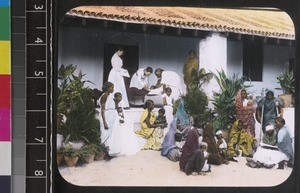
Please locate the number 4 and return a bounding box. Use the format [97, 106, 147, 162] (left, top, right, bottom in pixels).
[35, 37, 43, 44]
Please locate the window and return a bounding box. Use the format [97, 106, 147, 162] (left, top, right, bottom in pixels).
[243, 42, 263, 81]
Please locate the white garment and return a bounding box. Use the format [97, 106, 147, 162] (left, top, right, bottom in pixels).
[253, 146, 289, 165]
[163, 93, 174, 127]
[242, 99, 249, 107]
[108, 53, 129, 108]
[99, 93, 121, 156]
[161, 71, 182, 100]
[202, 151, 210, 172]
[130, 68, 149, 89]
[119, 110, 140, 155]
[214, 137, 227, 149]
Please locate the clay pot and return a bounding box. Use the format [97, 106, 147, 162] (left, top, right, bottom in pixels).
[57, 153, 64, 166]
[64, 156, 79, 167]
[94, 152, 106, 161]
[83, 154, 95, 163]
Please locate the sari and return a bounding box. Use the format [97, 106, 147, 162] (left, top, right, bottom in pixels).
[135, 109, 162, 150]
[235, 89, 256, 137]
[202, 123, 223, 165]
[256, 90, 283, 132]
[227, 120, 257, 157]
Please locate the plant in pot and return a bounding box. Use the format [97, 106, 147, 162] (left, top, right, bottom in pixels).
[212, 69, 250, 133]
[182, 68, 214, 127]
[277, 70, 295, 107]
[94, 142, 108, 161]
[57, 147, 64, 166]
[57, 64, 101, 150]
[63, 144, 80, 167]
[79, 144, 97, 163]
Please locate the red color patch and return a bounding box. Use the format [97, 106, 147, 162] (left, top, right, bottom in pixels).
[0, 75, 10, 108]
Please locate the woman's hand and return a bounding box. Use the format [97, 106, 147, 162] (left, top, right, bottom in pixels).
[104, 122, 109, 130]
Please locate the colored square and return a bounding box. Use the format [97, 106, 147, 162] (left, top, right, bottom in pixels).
[0, 108, 10, 141]
[0, 75, 10, 108]
[0, 0, 10, 6]
[0, 41, 10, 74]
[0, 176, 11, 193]
[0, 143, 11, 175]
[0, 7, 10, 40]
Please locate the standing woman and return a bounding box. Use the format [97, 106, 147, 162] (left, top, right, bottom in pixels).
[108, 48, 130, 108]
[182, 50, 199, 89]
[135, 100, 164, 150]
[99, 82, 121, 155]
[235, 89, 256, 137]
[256, 90, 284, 133]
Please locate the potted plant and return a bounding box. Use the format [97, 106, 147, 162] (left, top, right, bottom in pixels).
[57, 64, 101, 149]
[182, 68, 214, 127]
[63, 144, 80, 167]
[277, 70, 295, 107]
[94, 143, 108, 161]
[79, 144, 96, 163]
[57, 147, 64, 166]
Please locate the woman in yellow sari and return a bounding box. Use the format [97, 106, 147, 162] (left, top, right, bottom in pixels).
[135, 100, 166, 150]
[227, 120, 257, 157]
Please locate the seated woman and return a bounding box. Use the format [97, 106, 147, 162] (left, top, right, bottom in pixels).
[179, 128, 205, 176]
[202, 123, 225, 165]
[135, 100, 166, 150]
[227, 120, 257, 158]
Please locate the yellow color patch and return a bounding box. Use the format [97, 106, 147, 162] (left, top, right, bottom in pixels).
[0, 41, 11, 74]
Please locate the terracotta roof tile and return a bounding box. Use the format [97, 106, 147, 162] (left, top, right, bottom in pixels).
[67, 6, 295, 40]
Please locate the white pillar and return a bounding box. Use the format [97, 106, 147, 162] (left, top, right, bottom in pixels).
[199, 33, 227, 109]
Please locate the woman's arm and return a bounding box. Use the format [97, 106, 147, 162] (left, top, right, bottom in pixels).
[100, 94, 109, 130]
[143, 111, 157, 128]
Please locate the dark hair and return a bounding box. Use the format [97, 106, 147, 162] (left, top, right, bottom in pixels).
[102, 82, 114, 92]
[145, 67, 153, 73]
[158, 108, 165, 115]
[114, 92, 122, 98]
[155, 68, 164, 74]
[143, 100, 154, 109]
[175, 132, 183, 142]
[188, 50, 197, 56]
[266, 90, 274, 97]
[165, 87, 172, 92]
[116, 48, 124, 52]
[276, 117, 286, 125]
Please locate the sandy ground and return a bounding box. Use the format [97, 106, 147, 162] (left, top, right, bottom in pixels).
[59, 150, 292, 187]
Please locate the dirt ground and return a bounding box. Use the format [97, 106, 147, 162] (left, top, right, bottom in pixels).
[59, 150, 292, 187]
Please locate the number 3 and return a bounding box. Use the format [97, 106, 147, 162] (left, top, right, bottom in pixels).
[34, 5, 44, 10]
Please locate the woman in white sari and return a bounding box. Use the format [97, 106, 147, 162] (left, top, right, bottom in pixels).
[100, 84, 139, 156]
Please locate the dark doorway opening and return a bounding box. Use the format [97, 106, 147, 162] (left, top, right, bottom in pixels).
[103, 44, 139, 86]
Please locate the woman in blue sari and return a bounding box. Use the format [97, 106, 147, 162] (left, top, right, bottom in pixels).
[256, 90, 283, 133]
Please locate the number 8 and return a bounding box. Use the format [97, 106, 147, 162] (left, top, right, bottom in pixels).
[34, 170, 44, 176]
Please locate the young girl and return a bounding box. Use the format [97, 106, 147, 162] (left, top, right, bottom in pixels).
[163, 87, 174, 128]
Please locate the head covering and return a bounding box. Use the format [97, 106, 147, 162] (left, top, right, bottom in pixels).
[215, 130, 223, 136]
[200, 142, 208, 147]
[266, 125, 274, 131]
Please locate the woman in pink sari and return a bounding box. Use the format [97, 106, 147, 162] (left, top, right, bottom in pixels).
[235, 89, 256, 137]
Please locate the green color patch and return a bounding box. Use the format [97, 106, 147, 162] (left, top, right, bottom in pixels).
[0, 7, 10, 40]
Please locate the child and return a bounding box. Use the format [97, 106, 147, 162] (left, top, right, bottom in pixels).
[215, 130, 229, 164]
[155, 108, 168, 140]
[117, 107, 125, 124]
[200, 142, 211, 172]
[163, 87, 174, 127]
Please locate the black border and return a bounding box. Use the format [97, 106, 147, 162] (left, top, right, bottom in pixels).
[51, 0, 300, 193]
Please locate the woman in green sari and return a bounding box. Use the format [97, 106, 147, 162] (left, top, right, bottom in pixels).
[227, 120, 257, 157]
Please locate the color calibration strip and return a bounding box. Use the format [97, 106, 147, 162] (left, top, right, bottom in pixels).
[0, 0, 11, 192]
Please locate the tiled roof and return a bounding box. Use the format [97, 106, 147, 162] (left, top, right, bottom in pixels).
[68, 6, 295, 40]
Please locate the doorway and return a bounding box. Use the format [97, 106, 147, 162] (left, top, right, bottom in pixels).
[103, 44, 139, 86]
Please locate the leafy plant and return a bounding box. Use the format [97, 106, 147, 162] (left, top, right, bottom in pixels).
[182, 68, 213, 127]
[57, 64, 101, 145]
[277, 70, 295, 95]
[63, 144, 79, 157]
[212, 69, 250, 131]
[79, 144, 97, 157]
